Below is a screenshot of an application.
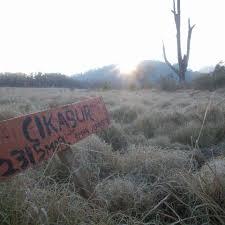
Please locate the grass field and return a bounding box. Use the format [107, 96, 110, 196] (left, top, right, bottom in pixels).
[1, 87, 225, 225]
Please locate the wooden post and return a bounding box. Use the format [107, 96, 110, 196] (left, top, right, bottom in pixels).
[57, 145, 93, 199]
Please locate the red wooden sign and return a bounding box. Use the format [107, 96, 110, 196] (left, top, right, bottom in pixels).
[0, 97, 110, 179]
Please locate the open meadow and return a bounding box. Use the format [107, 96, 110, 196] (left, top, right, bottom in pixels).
[1, 87, 225, 225]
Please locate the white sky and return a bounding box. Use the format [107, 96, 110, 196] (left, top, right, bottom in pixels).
[0, 0, 224, 75]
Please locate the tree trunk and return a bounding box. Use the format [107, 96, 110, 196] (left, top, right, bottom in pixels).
[163, 0, 195, 83]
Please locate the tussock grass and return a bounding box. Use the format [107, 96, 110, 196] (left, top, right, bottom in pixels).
[111, 105, 138, 123]
[99, 123, 128, 151]
[0, 109, 21, 121]
[116, 146, 190, 183]
[1, 87, 225, 224]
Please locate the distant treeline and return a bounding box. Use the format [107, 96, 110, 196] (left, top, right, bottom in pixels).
[0, 72, 81, 88]
[1, 62, 224, 90]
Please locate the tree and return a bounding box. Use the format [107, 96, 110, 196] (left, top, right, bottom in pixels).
[163, 0, 195, 83]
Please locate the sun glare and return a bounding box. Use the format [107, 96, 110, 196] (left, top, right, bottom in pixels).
[117, 61, 138, 75]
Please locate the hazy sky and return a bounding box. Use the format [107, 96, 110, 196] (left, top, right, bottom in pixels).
[0, 0, 224, 75]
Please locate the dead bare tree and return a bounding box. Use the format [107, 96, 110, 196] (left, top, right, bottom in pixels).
[163, 0, 195, 83]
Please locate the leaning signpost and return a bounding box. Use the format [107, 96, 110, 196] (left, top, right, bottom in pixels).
[0, 97, 110, 183]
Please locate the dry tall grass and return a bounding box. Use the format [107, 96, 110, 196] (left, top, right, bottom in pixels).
[1, 87, 225, 224]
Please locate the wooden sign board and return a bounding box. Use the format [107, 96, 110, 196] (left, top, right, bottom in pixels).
[0, 97, 110, 180]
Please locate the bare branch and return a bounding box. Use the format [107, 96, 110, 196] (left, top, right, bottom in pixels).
[177, 0, 181, 15]
[171, 0, 182, 71]
[186, 18, 196, 65]
[188, 18, 196, 30]
[172, 2, 178, 28]
[163, 43, 179, 75]
[173, 0, 176, 13]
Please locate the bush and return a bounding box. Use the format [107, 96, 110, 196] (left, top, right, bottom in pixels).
[213, 62, 225, 88]
[158, 76, 179, 92]
[192, 73, 215, 90]
[193, 62, 225, 90]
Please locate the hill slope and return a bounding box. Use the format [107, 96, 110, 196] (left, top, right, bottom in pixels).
[72, 60, 200, 88]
